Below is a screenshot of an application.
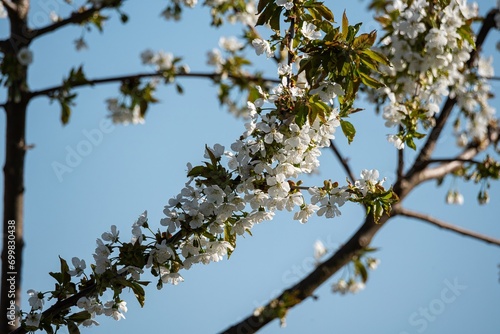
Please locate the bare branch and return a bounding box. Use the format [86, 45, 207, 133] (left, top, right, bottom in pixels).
[220, 213, 391, 333]
[29, 2, 123, 40]
[397, 207, 500, 247]
[328, 141, 356, 183]
[426, 158, 483, 165]
[28, 71, 280, 100]
[1, 0, 16, 13]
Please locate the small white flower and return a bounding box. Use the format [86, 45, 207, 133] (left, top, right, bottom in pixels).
[102, 225, 119, 242]
[103, 301, 127, 321]
[252, 39, 273, 58]
[477, 56, 494, 78]
[25, 312, 41, 328]
[387, 134, 405, 150]
[152, 50, 174, 71]
[17, 47, 33, 66]
[68, 257, 86, 277]
[348, 280, 365, 293]
[219, 36, 243, 52]
[27, 290, 44, 310]
[313, 240, 327, 260]
[278, 63, 292, 76]
[49, 11, 61, 22]
[293, 204, 319, 223]
[159, 267, 184, 285]
[204, 143, 225, 159]
[276, 0, 293, 10]
[367, 258, 380, 270]
[301, 22, 322, 40]
[445, 190, 464, 205]
[332, 279, 349, 294]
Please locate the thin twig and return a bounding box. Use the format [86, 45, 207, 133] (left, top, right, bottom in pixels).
[397, 207, 500, 247]
[426, 158, 483, 165]
[30, 4, 116, 40]
[28, 71, 280, 100]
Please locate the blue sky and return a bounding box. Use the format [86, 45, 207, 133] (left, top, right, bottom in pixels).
[1, 0, 500, 333]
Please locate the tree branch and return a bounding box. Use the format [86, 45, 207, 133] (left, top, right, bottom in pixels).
[1, 0, 16, 13]
[29, 3, 122, 40]
[28, 71, 280, 100]
[8, 227, 188, 334]
[398, 207, 500, 247]
[328, 141, 356, 184]
[220, 212, 392, 334]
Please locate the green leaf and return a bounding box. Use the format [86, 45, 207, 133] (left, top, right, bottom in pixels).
[361, 49, 391, 66]
[457, 24, 475, 49]
[294, 101, 310, 128]
[256, 2, 277, 27]
[269, 6, 283, 31]
[352, 30, 377, 49]
[187, 165, 206, 178]
[131, 282, 146, 307]
[315, 3, 334, 22]
[354, 259, 368, 283]
[359, 71, 384, 89]
[60, 102, 71, 125]
[205, 144, 219, 165]
[67, 320, 80, 334]
[224, 224, 237, 259]
[340, 119, 356, 144]
[59, 256, 71, 286]
[405, 137, 416, 150]
[341, 11, 349, 40]
[67, 311, 91, 323]
[257, 0, 271, 14]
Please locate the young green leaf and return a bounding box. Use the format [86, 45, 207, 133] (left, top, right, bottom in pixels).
[340, 119, 356, 144]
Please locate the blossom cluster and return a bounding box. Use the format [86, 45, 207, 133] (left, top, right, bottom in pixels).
[106, 98, 144, 125]
[369, 0, 496, 148]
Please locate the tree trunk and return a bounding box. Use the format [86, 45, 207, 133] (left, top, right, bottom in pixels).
[1, 95, 28, 334]
[1, 2, 31, 332]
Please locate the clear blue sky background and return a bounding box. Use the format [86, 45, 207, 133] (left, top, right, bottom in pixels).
[1, 0, 500, 333]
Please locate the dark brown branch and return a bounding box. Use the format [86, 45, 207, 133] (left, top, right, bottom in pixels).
[328, 141, 356, 184]
[8, 283, 98, 334]
[398, 207, 500, 247]
[28, 71, 280, 100]
[220, 212, 393, 334]
[29, 2, 123, 40]
[0, 39, 9, 53]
